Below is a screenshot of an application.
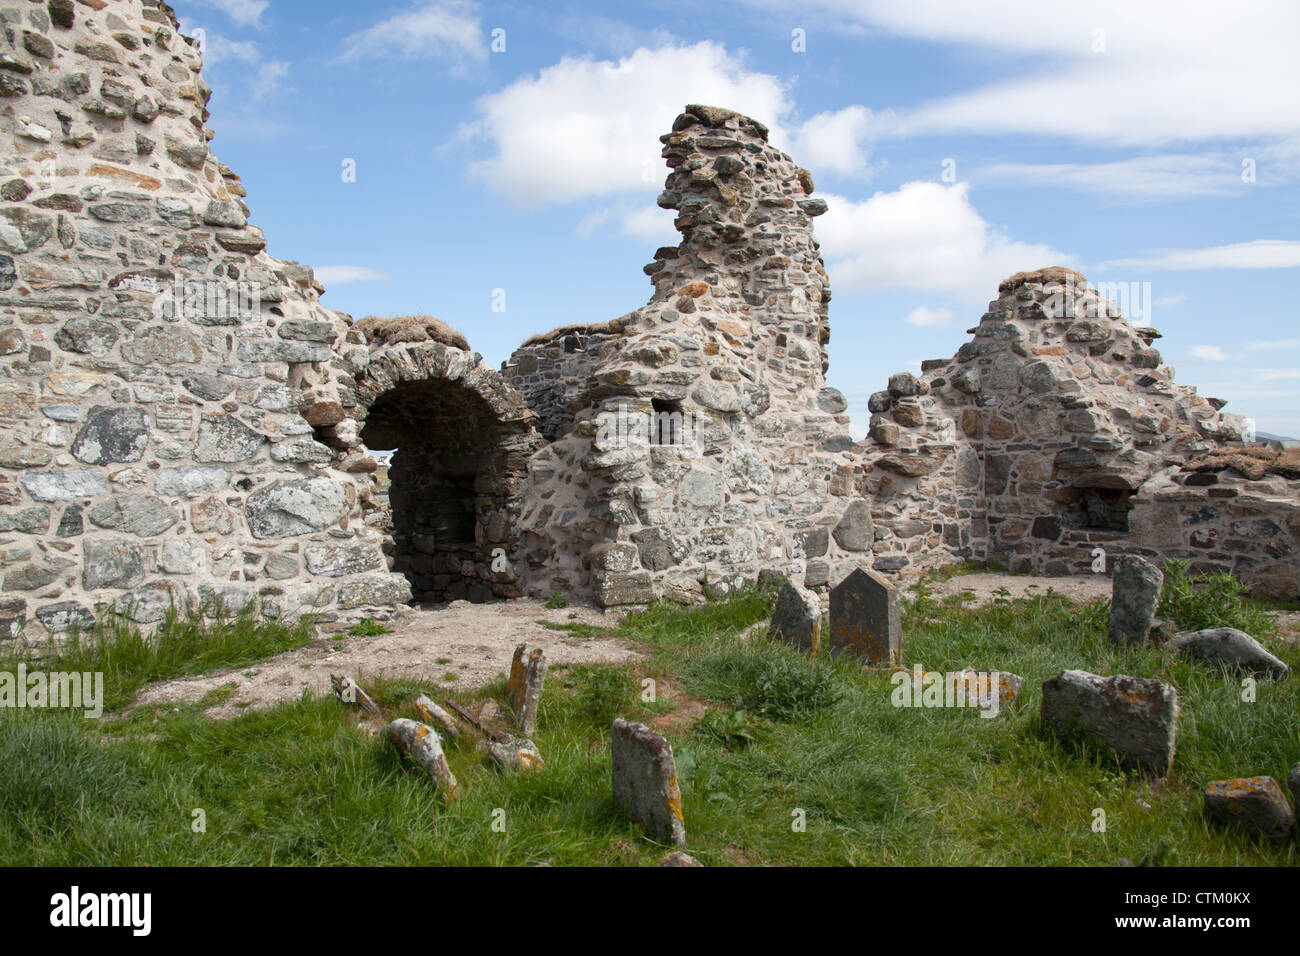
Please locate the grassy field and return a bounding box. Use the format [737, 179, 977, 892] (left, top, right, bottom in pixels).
[1, 565, 1297, 866]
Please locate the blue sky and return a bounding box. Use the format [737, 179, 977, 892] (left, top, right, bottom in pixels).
[176, 0, 1300, 437]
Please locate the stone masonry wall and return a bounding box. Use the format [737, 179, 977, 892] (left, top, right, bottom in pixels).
[513, 105, 869, 607]
[0, 0, 415, 641]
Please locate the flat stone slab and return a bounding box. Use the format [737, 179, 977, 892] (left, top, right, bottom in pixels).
[1040, 669, 1179, 775]
[611, 718, 685, 847]
[1170, 628, 1289, 680]
[1204, 776, 1295, 845]
[829, 567, 900, 665]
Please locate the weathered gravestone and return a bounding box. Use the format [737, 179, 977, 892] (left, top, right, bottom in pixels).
[828, 568, 901, 664]
[1170, 628, 1290, 680]
[1108, 555, 1163, 646]
[769, 580, 822, 653]
[507, 643, 547, 736]
[611, 718, 686, 846]
[1041, 669, 1179, 775]
[1203, 777, 1295, 845]
[388, 718, 459, 803]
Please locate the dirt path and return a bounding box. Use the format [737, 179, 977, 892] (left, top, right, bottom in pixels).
[921, 572, 1112, 608]
[133, 598, 642, 720]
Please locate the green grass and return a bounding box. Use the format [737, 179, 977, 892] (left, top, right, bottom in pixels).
[1, 604, 314, 712]
[1, 579, 1296, 866]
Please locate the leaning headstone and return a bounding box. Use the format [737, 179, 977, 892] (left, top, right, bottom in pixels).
[331, 674, 380, 716]
[768, 581, 822, 653]
[611, 718, 686, 847]
[1040, 670, 1179, 775]
[507, 643, 548, 736]
[415, 694, 461, 738]
[1203, 777, 1295, 845]
[1170, 628, 1290, 680]
[1108, 555, 1163, 645]
[388, 719, 459, 802]
[828, 568, 901, 664]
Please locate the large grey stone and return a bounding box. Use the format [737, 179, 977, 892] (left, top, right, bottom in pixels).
[20, 469, 108, 501]
[154, 467, 230, 496]
[0, 207, 53, 253]
[1203, 777, 1295, 845]
[116, 581, 185, 623]
[611, 718, 686, 847]
[0, 506, 51, 533]
[194, 415, 265, 463]
[828, 567, 900, 664]
[34, 601, 94, 633]
[1040, 670, 1179, 775]
[71, 406, 149, 464]
[337, 573, 413, 609]
[245, 477, 349, 538]
[1170, 628, 1289, 680]
[691, 380, 740, 413]
[832, 500, 873, 552]
[303, 543, 383, 577]
[1108, 555, 1163, 646]
[55, 316, 119, 355]
[769, 581, 822, 653]
[83, 539, 145, 590]
[87, 495, 179, 537]
[678, 468, 724, 507]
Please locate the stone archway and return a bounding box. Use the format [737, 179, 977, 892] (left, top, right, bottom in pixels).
[352, 339, 542, 604]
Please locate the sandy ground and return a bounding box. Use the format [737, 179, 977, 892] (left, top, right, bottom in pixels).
[132, 598, 643, 720]
[920, 572, 1112, 607]
[132, 571, 1299, 719]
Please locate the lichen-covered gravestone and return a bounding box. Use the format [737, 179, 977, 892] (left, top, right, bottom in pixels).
[611, 718, 686, 846]
[769, 581, 822, 653]
[1108, 555, 1164, 646]
[1203, 777, 1295, 845]
[1040, 670, 1179, 775]
[506, 643, 547, 736]
[828, 568, 901, 664]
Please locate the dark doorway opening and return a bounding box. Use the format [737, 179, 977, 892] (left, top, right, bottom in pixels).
[360, 380, 499, 604]
[1066, 486, 1134, 533]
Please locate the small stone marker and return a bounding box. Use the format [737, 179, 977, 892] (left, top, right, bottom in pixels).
[1170, 628, 1290, 680]
[330, 674, 380, 715]
[1040, 669, 1179, 775]
[1108, 555, 1163, 645]
[414, 694, 461, 738]
[388, 718, 459, 803]
[507, 643, 548, 736]
[957, 668, 1025, 712]
[482, 735, 544, 773]
[1203, 777, 1295, 845]
[768, 580, 822, 653]
[611, 718, 686, 847]
[828, 567, 900, 664]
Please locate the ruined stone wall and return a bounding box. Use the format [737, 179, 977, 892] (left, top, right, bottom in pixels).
[503, 322, 624, 442]
[0, 0, 415, 640]
[514, 105, 870, 606]
[855, 268, 1300, 598]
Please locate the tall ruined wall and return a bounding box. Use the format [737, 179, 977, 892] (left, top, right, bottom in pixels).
[515, 105, 870, 606]
[856, 267, 1300, 598]
[0, 0, 413, 640]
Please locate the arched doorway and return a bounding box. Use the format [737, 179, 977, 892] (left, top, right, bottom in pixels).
[352, 338, 541, 604]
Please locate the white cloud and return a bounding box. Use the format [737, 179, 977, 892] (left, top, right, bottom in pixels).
[744, 0, 1300, 147]
[1153, 293, 1186, 308]
[189, 0, 269, 28]
[1191, 345, 1226, 361]
[1258, 369, 1300, 381]
[975, 155, 1245, 199]
[252, 60, 289, 100]
[200, 34, 260, 66]
[1245, 338, 1300, 352]
[786, 106, 874, 178]
[1103, 240, 1300, 271]
[903, 306, 954, 327]
[340, 1, 485, 67]
[315, 266, 391, 286]
[461, 43, 791, 205]
[619, 204, 676, 243]
[814, 181, 1073, 303]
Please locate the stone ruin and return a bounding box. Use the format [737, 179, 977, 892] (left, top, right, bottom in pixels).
[0, 0, 1296, 644]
